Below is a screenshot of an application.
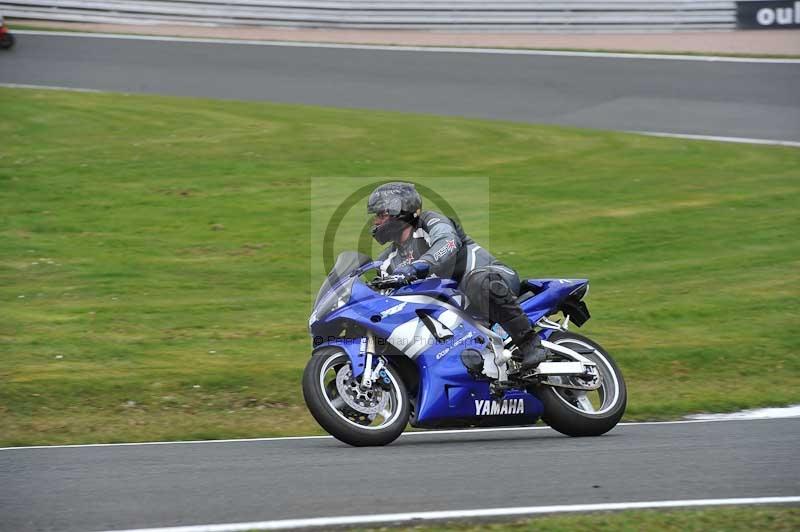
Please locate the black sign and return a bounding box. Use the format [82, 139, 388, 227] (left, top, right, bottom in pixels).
[737, 1, 800, 29]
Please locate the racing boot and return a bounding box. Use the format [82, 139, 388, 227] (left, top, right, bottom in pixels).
[502, 314, 548, 373]
[512, 330, 548, 372]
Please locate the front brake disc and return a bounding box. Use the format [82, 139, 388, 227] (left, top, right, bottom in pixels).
[335, 365, 388, 414]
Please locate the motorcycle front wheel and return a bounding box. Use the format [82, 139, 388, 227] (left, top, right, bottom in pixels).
[536, 331, 627, 437]
[302, 347, 409, 447]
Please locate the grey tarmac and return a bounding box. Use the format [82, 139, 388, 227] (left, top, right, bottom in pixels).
[1, 33, 799, 142]
[1, 418, 798, 532]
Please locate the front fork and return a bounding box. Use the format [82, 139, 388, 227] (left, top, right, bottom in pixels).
[360, 334, 375, 388]
[359, 331, 388, 390]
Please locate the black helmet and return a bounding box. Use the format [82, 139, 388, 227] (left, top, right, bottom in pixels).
[367, 182, 422, 244]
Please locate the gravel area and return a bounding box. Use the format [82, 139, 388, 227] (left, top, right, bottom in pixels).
[12, 20, 800, 56]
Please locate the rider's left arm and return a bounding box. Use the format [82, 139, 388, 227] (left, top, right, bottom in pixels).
[417, 213, 461, 279]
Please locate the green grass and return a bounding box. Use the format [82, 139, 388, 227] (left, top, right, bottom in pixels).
[350, 506, 800, 531]
[1, 87, 799, 446]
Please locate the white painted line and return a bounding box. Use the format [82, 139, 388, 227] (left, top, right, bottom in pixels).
[94, 496, 800, 532]
[14, 30, 800, 64]
[0, 82, 104, 93]
[0, 426, 553, 451]
[687, 404, 800, 420]
[631, 131, 800, 148]
[2, 415, 798, 451]
[0, 434, 332, 451]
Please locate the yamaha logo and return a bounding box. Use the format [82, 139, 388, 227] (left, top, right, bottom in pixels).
[474, 398, 525, 416]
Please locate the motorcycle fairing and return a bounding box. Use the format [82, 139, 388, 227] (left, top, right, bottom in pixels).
[312, 332, 544, 428]
[410, 351, 544, 428]
[312, 278, 545, 427]
[313, 279, 471, 367]
[309, 268, 597, 429]
[393, 277, 465, 308]
[519, 278, 590, 326]
[312, 338, 368, 376]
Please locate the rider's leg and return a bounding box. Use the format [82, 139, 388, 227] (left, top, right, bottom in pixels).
[461, 265, 547, 372]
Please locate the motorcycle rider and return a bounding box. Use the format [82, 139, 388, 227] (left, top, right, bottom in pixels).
[368, 182, 548, 373]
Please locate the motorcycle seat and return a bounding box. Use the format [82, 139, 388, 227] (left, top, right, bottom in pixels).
[516, 279, 548, 303]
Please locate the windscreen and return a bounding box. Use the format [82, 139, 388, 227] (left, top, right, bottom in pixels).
[313, 251, 372, 308]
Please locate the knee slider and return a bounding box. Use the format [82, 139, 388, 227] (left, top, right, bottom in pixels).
[464, 269, 489, 290]
[488, 278, 510, 298]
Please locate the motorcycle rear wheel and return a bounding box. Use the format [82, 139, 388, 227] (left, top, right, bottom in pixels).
[536, 331, 627, 437]
[302, 347, 409, 447]
[0, 33, 14, 50]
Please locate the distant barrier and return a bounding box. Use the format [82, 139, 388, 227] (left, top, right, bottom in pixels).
[0, 1, 742, 31]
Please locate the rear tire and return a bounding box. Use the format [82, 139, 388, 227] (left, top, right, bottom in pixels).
[536, 331, 626, 437]
[0, 34, 14, 50]
[302, 347, 409, 447]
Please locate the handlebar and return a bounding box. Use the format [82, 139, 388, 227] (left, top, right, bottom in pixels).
[367, 275, 410, 290]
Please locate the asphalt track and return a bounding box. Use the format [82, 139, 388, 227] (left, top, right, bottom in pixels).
[1, 32, 799, 142]
[1, 418, 798, 532]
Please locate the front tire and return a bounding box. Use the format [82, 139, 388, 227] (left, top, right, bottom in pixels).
[536, 331, 627, 437]
[302, 347, 410, 446]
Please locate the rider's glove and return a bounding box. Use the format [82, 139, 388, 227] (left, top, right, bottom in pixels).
[393, 261, 431, 284]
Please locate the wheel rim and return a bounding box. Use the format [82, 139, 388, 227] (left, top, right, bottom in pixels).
[549, 338, 621, 416]
[318, 352, 403, 431]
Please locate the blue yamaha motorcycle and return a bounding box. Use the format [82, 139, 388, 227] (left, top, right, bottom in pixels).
[303, 251, 626, 446]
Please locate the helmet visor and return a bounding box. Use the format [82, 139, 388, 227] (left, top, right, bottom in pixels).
[369, 211, 392, 227]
